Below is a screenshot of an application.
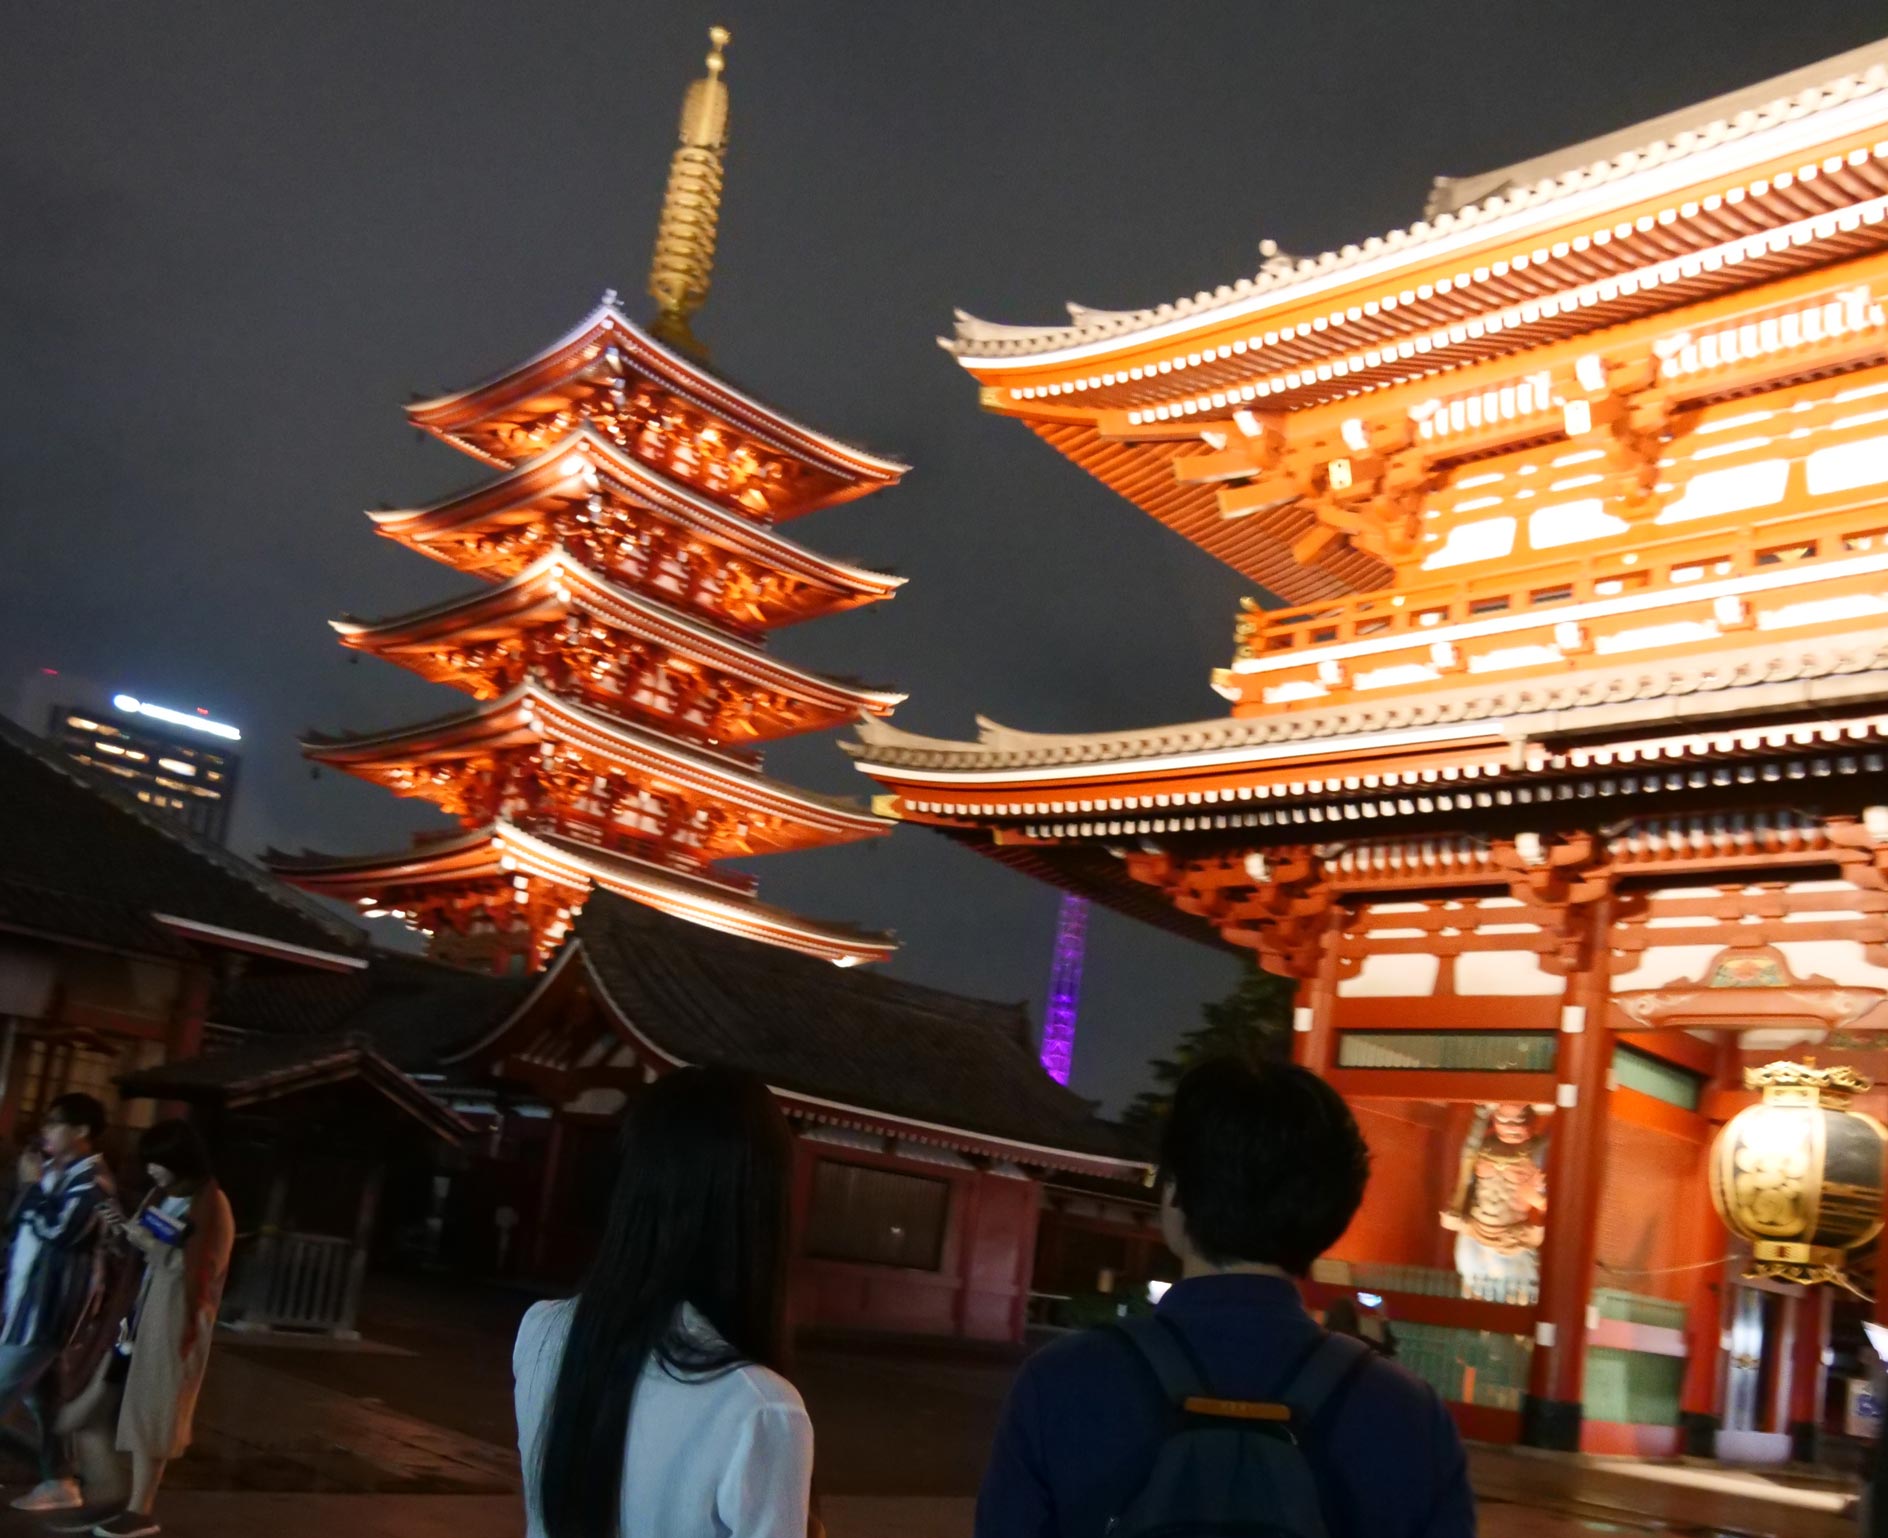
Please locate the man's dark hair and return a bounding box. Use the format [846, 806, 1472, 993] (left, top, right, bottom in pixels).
[44, 1093, 107, 1144]
[1157, 1057, 1370, 1276]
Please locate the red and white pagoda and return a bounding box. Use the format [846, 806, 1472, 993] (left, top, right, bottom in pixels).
[272, 29, 908, 972]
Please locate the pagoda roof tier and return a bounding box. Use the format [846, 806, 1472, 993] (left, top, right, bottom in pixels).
[331, 549, 904, 740]
[849, 624, 1888, 809]
[405, 297, 908, 515]
[268, 821, 896, 968]
[368, 429, 903, 625]
[307, 680, 889, 854]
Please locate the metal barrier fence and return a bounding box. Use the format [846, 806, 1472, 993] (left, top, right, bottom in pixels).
[226, 1232, 360, 1337]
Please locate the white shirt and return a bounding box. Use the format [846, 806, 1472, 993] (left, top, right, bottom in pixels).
[513, 1297, 813, 1538]
[1, 1166, 57, 1335]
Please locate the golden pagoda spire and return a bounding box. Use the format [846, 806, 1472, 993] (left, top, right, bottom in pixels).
[647, 25, 731, 356]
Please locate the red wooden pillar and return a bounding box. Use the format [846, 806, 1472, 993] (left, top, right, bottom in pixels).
[1293, 904, 1345, 1076]
[951, 1167, 986, 1341]
[1678, 1134, 1730, 1456]
[785, 1135, 817, 1340]
[1523, 896, 1615, 1451]
[157, 962, 215, 1129]
[1789, 1288, 1833, 1462]
[1007, 1176, 1043, 1345]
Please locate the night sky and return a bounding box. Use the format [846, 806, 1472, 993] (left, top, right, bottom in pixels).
[5, 2, 1883, 1111]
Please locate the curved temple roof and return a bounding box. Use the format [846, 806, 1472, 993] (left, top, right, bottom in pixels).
[307, 679, 889, 842]
[271, 821, 896, 968]
[410, 298, 909, 490]
[367, 428, 906, 608]
[331, 548, 905, 726]
[947, 40, 1888, 366]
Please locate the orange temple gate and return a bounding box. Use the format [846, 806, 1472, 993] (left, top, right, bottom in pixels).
[854, 41, 1888, 1458]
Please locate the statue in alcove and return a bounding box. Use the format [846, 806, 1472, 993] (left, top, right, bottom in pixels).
[1441, 1102, 1548, 1301]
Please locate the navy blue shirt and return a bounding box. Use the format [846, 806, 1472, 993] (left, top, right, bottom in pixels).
[977, 1274, 1476, 1538]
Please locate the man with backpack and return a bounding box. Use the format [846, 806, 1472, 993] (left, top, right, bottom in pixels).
[977, 1058, 1475, 1537]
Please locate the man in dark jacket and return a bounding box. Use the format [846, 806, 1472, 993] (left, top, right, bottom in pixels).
[977, 1059, 1475, 1538]
[0, 1094, 114, 1513]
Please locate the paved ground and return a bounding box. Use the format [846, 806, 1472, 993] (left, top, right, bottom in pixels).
[0, 1275, 1857, 1537]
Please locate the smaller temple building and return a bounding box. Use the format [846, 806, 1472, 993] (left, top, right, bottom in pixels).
[129, 891, 1143, 1345]
[456, 893, 1142, 1342]
[0, 714, 364, 1144]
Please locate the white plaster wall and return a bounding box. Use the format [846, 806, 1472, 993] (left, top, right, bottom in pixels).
[1455, 950, 1566, 997]
[1337, 954, 1441, 997]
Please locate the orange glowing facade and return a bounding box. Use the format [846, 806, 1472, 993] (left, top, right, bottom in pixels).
[273, 32, 907, 970]
[856, 42, 1888, 1459]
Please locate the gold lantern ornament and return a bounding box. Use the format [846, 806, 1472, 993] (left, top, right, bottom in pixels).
[1709, 1062, 1887, 1294]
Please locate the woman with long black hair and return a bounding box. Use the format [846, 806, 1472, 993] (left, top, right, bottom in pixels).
[513, 1066, 811, 1538]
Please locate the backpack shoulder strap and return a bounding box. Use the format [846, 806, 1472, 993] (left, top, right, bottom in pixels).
[1278, 1331, 1374, 1424]
[1107, 1314, 1211, 1406]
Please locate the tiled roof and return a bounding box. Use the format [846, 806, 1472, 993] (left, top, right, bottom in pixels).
[0, 718, 361, 960]
[572, 894, 1137, 1164]
[117, 1032, 471, 1142]
[206, 949, 530, 1071]
[948, 40, 1888, 360]
[850, 630, 1888, 776]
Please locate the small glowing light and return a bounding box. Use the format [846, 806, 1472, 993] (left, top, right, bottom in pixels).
[112, 694, 240, 742]
[559, 455, 587, 477]
[363, 908, 390, 918]
[832, 955, 863, 968]
[1574, 355, 1607, 393]
[1356, 1292, 1384, 1309]
[156, 758, 196, 776]
[1146, 1280, 1172, 1305]
[1339, 418, 1369, 453]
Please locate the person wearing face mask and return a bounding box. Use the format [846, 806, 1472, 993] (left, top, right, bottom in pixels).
[0, 1094, 115, 1515]
[86, 1120, 232, 1538]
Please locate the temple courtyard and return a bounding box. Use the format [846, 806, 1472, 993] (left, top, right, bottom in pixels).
[0, 1277, 1845, 1538]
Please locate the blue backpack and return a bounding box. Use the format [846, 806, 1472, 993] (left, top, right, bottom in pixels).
[1105, 1315, 1373, 1537]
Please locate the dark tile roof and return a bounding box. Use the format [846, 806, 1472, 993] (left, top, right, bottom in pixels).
[573, 894, 1137, 1164]
[0, 718, 360, 960]
[206, 949, 530, 1071]
[118, 1033, 470, 1143]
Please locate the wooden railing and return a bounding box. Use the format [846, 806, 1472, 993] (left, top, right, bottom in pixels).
[225, 1232, 362, 1339]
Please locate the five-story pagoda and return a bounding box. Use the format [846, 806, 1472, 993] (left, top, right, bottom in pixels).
[271, 29, 908, 973]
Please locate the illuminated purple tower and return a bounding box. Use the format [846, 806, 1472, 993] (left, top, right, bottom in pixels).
[1039, 892, 1090, 1084]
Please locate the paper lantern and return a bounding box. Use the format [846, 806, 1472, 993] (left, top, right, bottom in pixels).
[1709, 1062, 1886, 1293]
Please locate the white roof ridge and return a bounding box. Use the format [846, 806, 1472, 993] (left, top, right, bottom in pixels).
[1429, 37, 1888, 217]
[945, 37, 1888, 362]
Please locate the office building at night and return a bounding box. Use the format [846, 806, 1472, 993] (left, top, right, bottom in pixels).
[46, 693, 241, 844]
